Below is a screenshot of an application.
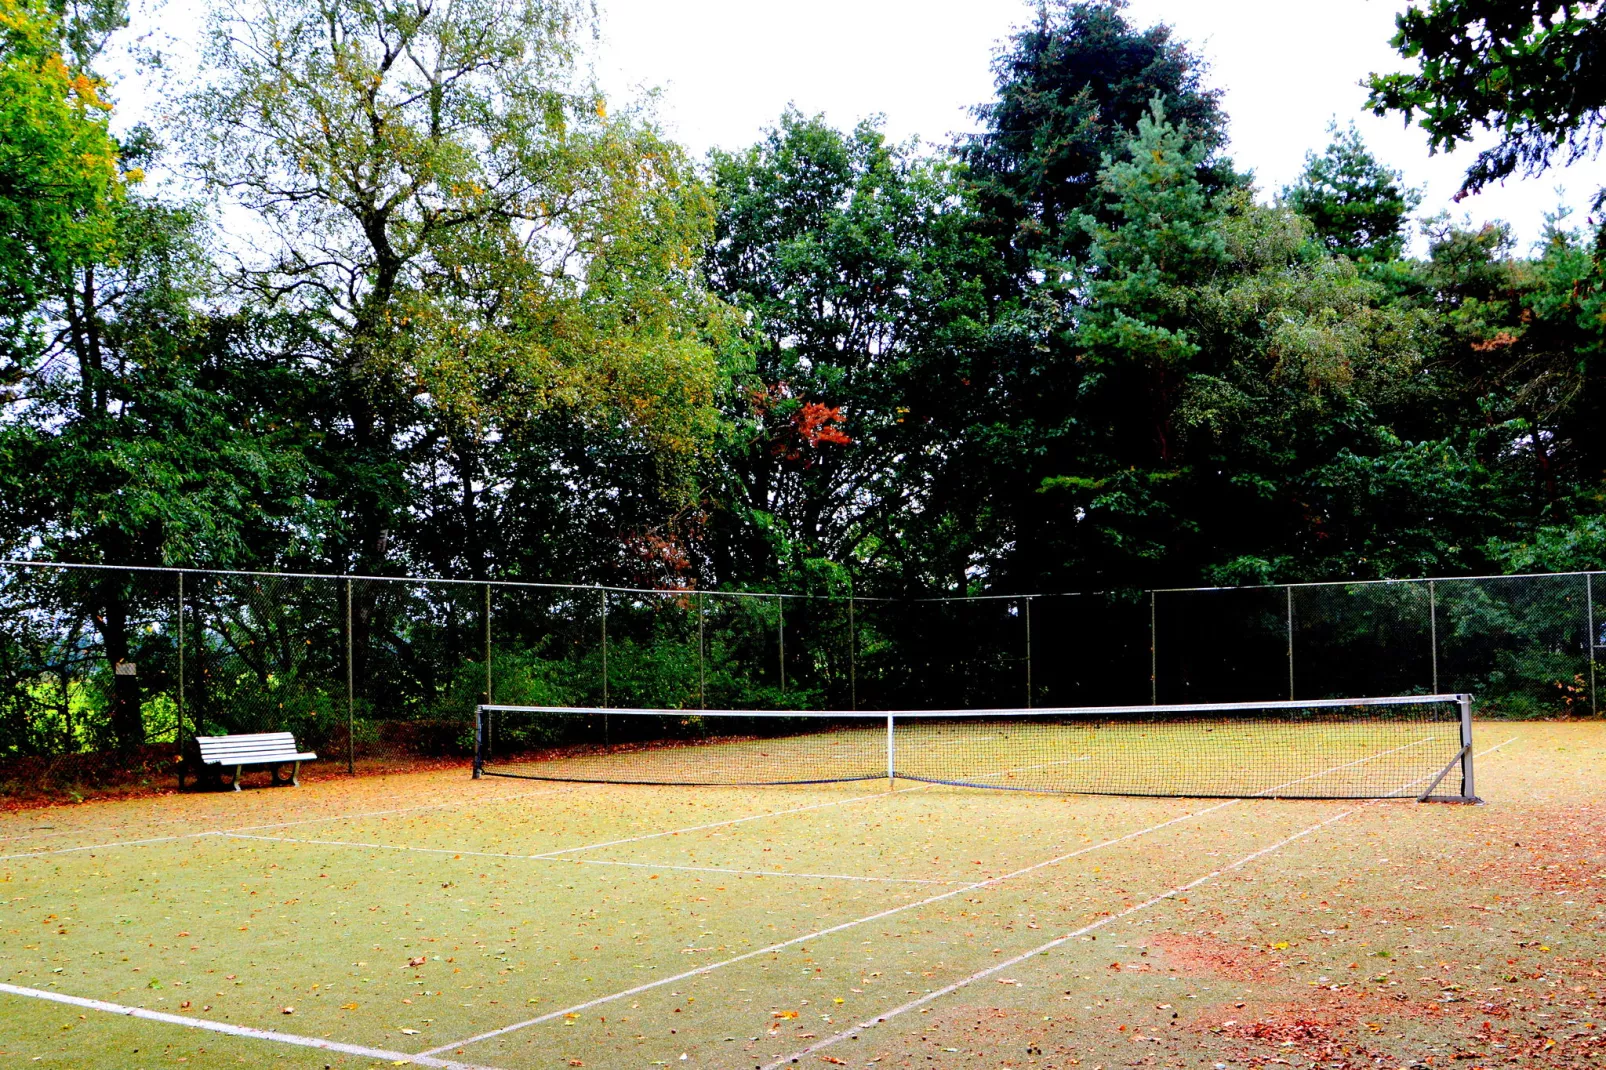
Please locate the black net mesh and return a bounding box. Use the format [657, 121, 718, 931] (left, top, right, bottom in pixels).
[475, 698, 1472, 800]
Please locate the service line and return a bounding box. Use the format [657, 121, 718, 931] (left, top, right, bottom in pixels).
[216, 829, 956, 885]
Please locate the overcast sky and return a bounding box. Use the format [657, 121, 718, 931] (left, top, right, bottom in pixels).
[590, 0, 1606, 253]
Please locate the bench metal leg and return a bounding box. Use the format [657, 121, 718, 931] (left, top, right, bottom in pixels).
[233, 765, 243, 791]
[290, 761, 301, 787]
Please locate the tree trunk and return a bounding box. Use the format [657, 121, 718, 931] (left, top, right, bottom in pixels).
[99, 582, 144, 750]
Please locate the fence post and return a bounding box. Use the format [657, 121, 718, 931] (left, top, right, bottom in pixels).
[1024, 597, 1033, 708]
[484, 583, 492, 706]
[698, 591, 706, 710]
[778, 595, 786, 692]
[1429, 580, 1439, 694]
[1588, 573, 1597, 714]
[848, 595, 857, 711]
[600, 587, 608, 708]
[1286, 585, 1295, 701]
[345, 578, 354, 775]
[1149, 590, 1157, 704]
[174, 571, 183, 787]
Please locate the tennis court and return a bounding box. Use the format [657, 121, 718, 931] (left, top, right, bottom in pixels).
[1, 718, 1603, 1070]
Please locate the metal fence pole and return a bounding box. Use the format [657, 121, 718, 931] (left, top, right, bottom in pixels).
[698, 591, 706, 710]
[484, 583, 492, 706]
[1588, 574, 1597, 714]
[345, 578, 354, 775]
[1149, 590, 1157, 704]
[600, 587, 608, 708]
[1429, 580, 1439, 694]
[778, 595, 786, 692]
[1024, 597, 1033, 708]
[1286, 585, 1295, 700]
[176, 572, 184, 789]
[848, 595, 857, 711]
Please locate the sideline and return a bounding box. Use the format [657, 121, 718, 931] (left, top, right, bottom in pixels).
[0, 982, 502, 1070]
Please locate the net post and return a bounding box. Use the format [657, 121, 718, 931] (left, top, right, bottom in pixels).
[1024, 597, 1033, 708]
[600, 587, 608, 709]
[472, 704, 484, 779]
[1285, 585, 1295, 700]
[778, 595, 786, 692]
[1458, 693, 1478, 803]
[886, 713, 895, 789]
[1429, 580, 1438, 694]
[345, 577, 355, 776]
[697, 591, 706, 710]
[176, 572, 185, 790]
[484, 583, 492, 707]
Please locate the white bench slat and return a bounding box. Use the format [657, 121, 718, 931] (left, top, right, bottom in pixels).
[192, 732, 317, 790]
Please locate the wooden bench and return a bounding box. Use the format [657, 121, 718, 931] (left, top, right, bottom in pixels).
[192, 732, 317, 791]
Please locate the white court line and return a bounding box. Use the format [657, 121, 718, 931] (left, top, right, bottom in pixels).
[0, 982, 501, 1070]
[419, 798, 1237, 1056]
[0, 775, 556, 845]
[0, 783, 573, 861]
[217, 831, 955, 885]
[525, 786, 903, 858]
[761, 734, 1521, 1068]
[760, 809, 1359, 1069]
[0, 738, 1518, 1070]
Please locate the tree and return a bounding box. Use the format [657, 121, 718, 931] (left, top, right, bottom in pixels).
[958, 0, 1235, 277]
[1285, 123, 1422, 263]
[185, 0, 726, 583]
[0, 0, 123, 367]
[704, 110, 991, 587]
[1366, 1, 1606, 207]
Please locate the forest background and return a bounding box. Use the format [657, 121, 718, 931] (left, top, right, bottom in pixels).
[3, 0, 1606, 757]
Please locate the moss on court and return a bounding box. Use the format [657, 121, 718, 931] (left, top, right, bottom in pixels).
[0, 722, 1601, 1069]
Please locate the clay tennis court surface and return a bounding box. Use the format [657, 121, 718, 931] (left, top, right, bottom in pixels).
[0, 721, 1601, 1070]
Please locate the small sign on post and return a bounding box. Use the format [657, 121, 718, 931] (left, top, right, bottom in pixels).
[114, 661, 137, 676]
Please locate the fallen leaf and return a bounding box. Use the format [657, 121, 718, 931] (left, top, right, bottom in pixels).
[401, 1028, 419, 1035]
[408, 956, 426, 967]
[281, 1006, 294, 1015]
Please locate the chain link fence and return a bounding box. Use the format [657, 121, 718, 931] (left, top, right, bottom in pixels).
[1, 562, 1599, 783]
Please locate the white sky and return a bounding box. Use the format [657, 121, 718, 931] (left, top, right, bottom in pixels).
[592, 0, 1606, 253]
[121, 0, 1606, 253]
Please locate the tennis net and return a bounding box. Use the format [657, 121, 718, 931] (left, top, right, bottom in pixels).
[473, 695, 1478, 801]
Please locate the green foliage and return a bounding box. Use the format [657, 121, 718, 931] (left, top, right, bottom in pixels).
[0, 0, 124, 363]
[1366, 0, 1606, 204]
[1285, 123, 1422, 263]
